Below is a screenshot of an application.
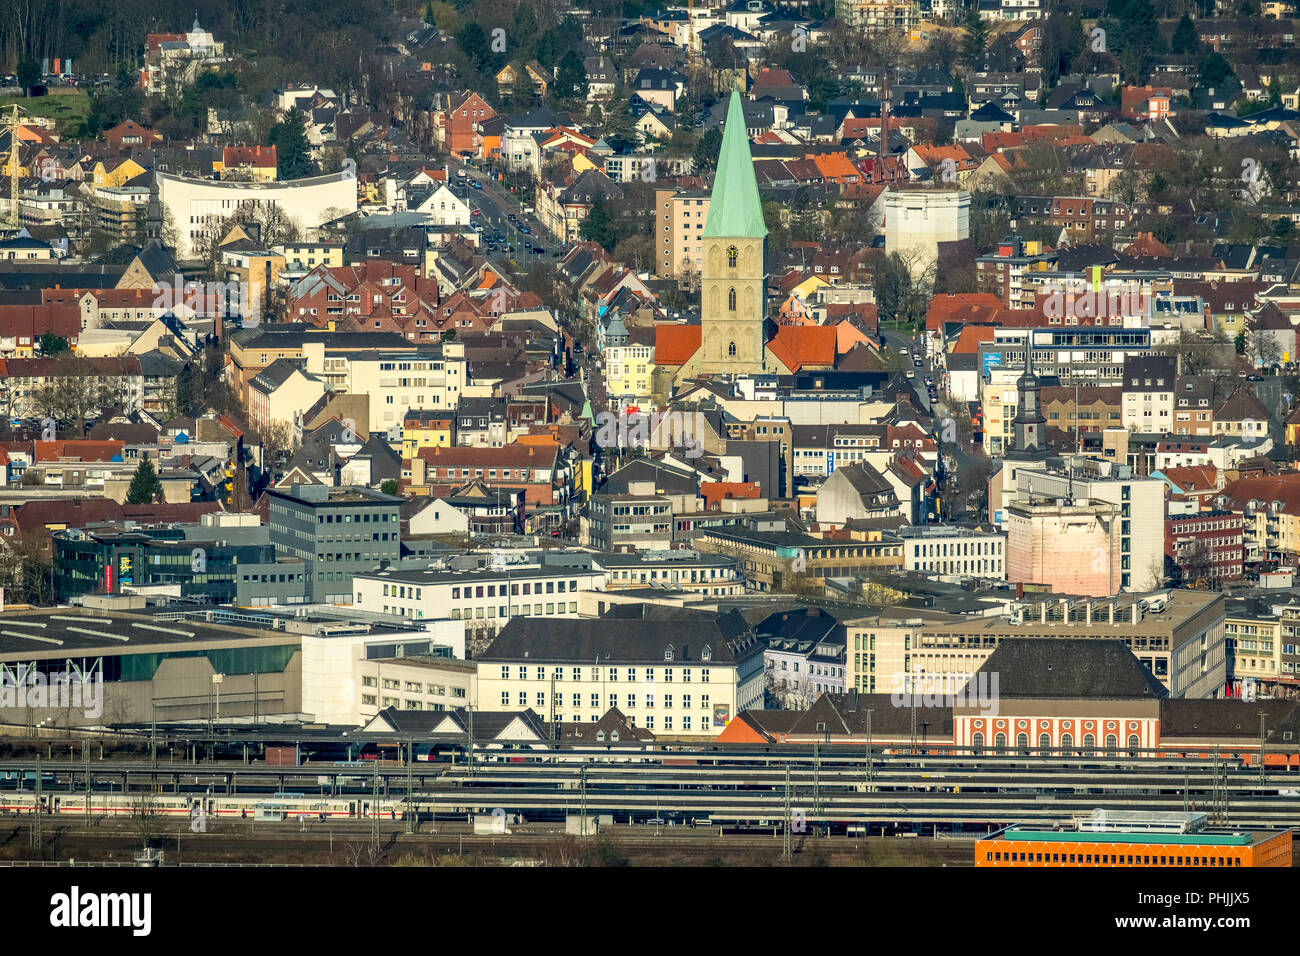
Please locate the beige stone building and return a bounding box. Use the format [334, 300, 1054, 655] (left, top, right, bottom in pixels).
[654, 187, 711, 279]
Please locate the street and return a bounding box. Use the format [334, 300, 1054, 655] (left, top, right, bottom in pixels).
[449, 158, 559, 269]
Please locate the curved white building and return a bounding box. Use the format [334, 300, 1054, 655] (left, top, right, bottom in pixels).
[883, 185, 970, 279]
[158, 170, 358, 260]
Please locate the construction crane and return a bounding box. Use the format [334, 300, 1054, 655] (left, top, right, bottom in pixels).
[686, 0, 698, 79]
[4, 102, 24, 233]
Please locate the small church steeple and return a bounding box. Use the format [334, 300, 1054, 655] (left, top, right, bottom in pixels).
[1007, 340, 1048, 461]
[144, 170, 163, 247]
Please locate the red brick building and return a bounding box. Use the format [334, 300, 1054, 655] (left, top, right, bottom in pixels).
[411, 442, 565, 507]
[439, 91, 495, 158]
[1165, 510, 1244, 586]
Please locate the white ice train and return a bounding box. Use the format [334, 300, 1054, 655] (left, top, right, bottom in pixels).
[0, 791, 412, 820]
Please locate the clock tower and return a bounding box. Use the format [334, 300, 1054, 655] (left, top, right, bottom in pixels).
[696, 89, 767, 376]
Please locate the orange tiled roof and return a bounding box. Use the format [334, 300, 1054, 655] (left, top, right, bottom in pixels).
[654, 325, 701, 366]
[765, 324, 836, 372]
[925, 293, 1003, 331]
[810, 151, 860, 182]
[951, 325, 997, 354]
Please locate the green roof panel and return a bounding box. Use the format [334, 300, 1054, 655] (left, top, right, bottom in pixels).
[702, 90, 768, 240]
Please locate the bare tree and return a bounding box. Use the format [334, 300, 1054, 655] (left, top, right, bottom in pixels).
[260, 418, 297, 468]
[30, 356, 117, 425]
[129, 788, 164, 848]
[198, 201, 303, 273]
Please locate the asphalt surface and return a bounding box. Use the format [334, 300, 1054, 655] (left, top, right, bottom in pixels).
[450, 158, 560, 268]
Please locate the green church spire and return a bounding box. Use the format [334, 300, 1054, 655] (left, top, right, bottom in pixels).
[702, 90, 767, 239]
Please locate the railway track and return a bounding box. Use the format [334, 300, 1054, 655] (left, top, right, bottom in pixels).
[0, 820, 973, 866]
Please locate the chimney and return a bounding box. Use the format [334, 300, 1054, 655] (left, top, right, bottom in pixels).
[1131, 601, 1139, 625]
[1108, 601, 1116, 624]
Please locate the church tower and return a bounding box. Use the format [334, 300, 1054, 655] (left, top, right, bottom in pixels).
[1006, 343, 1048, 461]
[696, 90, 767, 376]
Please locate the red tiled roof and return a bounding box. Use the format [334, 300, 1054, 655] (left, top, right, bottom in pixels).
[223, 145, 277, 168]
[654, 324, 701, 366]
[701, 481, 761, 509]
[1160, 465, 1219, 493]
[33, 440, 125, 462]
[951, 325, 997, 354]
[925, 293, 1003, 331]
[766, 325, 837, 372]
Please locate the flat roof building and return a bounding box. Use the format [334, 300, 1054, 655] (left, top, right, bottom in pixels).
[976, 813, 1292, 867]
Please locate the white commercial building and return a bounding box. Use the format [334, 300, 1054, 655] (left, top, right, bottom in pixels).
[352, 564, 607, 637]
[899, 526, 1007, 580]
[476, 611, 766, 735]
[999, 461, 1166, 593]
[302, 342, 466, 440]
[158, 170, 358, 260]
[299, 618, 466, 725]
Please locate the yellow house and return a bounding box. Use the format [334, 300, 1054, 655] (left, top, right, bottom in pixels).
[573, 456, 594, 502]
[402, 410, 455, 459]
[780, 274, 832, 320]
[217, 226, 286, 320]
[604, 341, 655, 406]
[276, 242, 346, 273]
[90, 158, 147, 189]
[0, 122, 48, 178]
[572, 152, 600, 174]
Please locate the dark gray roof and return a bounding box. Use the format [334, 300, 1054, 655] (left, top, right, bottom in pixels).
[603, 458, 699, 495]
[250, 357, 311, 392]
[231, 324, 412, 351]
[136, 353, 186, 377]
[790, 690, 953, 737]
[1159, 698, 1300, 741]
[969, 638, 1168, 699]
[836, 461, 894, 497]
[481, 608, 761, 665]
[368, 706, 549, 738]
[756, 607, 844, 647]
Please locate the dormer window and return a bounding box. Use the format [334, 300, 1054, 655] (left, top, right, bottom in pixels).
[701, 645, 712, 662]
[664, 645, 674, 661]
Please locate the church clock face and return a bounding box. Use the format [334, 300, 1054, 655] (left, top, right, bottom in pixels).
[726, 244, 739, 267]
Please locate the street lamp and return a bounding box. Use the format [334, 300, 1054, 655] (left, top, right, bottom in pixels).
[212, 674, 224, 724]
